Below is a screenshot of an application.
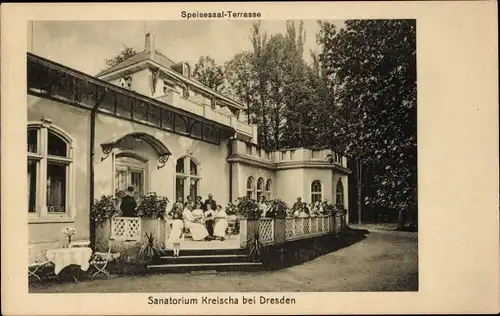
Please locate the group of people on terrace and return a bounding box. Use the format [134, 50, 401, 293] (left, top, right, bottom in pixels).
[288, 197, 334, 218]
[167, 193, 234, 244]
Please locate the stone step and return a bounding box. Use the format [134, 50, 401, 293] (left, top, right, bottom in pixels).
[159, 254, 251, 264]
[147, 261, 263, 273]
[161, 248, 247, 257]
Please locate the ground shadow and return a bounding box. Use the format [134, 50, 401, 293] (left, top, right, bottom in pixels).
[260, 227, 370, 270]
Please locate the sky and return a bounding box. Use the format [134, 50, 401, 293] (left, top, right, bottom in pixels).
[29, 20, 343, 76]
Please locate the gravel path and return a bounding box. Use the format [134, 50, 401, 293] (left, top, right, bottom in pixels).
[30, 230, 418, 293]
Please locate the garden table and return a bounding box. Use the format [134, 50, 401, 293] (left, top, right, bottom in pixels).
[46, 247, 92, 275]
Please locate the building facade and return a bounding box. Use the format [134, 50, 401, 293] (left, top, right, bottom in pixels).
[27, 34, 350, 254]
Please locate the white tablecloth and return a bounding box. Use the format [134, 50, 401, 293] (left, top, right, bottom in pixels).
[46, 247, 93, 275]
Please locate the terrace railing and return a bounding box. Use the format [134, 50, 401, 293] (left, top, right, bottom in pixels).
[110, 217, 142, 241]
[285, 215, 339, 241]
[258, 218, 275, 244]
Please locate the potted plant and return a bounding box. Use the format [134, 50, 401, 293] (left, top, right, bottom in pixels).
[136, 192, 169, 220]
[136, 192, 169, 241]
[234, 196, 260, 220]
[269, 199, 288, 219]
[137, 232, 166, 266]
[91, 195, 119, 225]
[62, 227, 76, 248]
[92, 195, 120, 250]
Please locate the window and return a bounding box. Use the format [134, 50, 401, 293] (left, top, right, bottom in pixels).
[246, 143, 252, 155]
[265, 179, 272, 200]
[311, 150, 321, 159]
[114, 154, 147, 195]
[176, 156, 201, 202]
[311, 180, 322, 204]
[27, 124, 73, 217]
[336, 179, 344, 205]
[120, 76, 132, 90]
[280, 151, 286, 161]
[246, 176, 255, 199]
[290, 150, 296, 160]
[256, 177, 264, 200]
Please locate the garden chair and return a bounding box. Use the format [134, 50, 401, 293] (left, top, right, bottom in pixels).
[89, 244, 120, 280]
[28, 249, 51, 282]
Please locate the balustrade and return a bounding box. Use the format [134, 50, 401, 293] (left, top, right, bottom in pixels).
[110, 217, 142, 241]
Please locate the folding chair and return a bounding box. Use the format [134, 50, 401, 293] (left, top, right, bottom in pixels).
[89, 244, 120, 280]
[28, 250, 51, 282]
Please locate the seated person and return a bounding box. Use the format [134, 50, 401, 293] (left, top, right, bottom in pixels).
[298, 204, 310, 218]
[182, 204, 211, 241]
[213, 205, 228, 241]
[192, 204, 205, 224]
[204, 204, 216, 237]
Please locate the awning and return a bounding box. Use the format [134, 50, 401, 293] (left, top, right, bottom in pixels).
[100, 132, 171, 168]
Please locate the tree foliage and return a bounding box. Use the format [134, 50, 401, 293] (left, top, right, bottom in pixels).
[225, 51, 257, 122]
[105, 45, 137, 68]
[192, 56, 226, 93]
[317, 20, 417, 214]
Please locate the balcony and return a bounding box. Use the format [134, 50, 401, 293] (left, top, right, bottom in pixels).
[157, 91, 256, 140]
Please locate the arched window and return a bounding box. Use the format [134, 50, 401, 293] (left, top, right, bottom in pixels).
[336, 179, 344, 205]
[176, 156, 201, 203]
[265, 179, 272, 200]
[28, 124, 73, 216]
[246, 176, 255, 199]
[311, 180, 322, 204]
[114, 153, 148, 196]
[256, 177, 264, 200]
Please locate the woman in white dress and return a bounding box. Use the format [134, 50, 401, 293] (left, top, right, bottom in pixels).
[213, 205, 228, 241]
[182, 204, 210, 241]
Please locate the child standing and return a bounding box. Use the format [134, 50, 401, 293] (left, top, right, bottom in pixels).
[168, 211, 184, 257]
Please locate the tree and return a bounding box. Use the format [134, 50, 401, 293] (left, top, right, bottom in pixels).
[250, 21, 271, 149]
[317, 20, 417, 228]
[105, 45, 137, 68]
[192, 56, 226, 93]
[225, 51, 258, 123]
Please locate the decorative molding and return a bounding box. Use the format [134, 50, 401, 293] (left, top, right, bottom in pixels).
[157, 154, 169, 170]
[40, 116, 53, 128]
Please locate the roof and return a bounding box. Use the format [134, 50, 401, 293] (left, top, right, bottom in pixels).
[96, 47, 244, 110]
[96, 49, 176, 77]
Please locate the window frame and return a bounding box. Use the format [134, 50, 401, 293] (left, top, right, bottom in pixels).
[310, 180, 323, 204]
[265, 179, 272, 200]
[27, 122, 74, 223]
[246, 176, 256, 199]
[336, 179, 344, 206]
[175, 155, 201, 203]
[256, 177, 264, 200]
[114, 152, 148, 195]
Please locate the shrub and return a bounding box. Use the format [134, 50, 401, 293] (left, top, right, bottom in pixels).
[91, 195, 119, 224]
[137, 232, 166, 265]
[136, 192, 169, 220]
[234, 196, 260, 219]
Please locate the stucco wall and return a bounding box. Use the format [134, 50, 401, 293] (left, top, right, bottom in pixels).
[302, 168, 334, 203]
[94, 113, 230, 206]
[27, 95, 90, 246]
[233, 163, 275, 200]
[275, 168, 304, 205]
[109, 68, 151, 97]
